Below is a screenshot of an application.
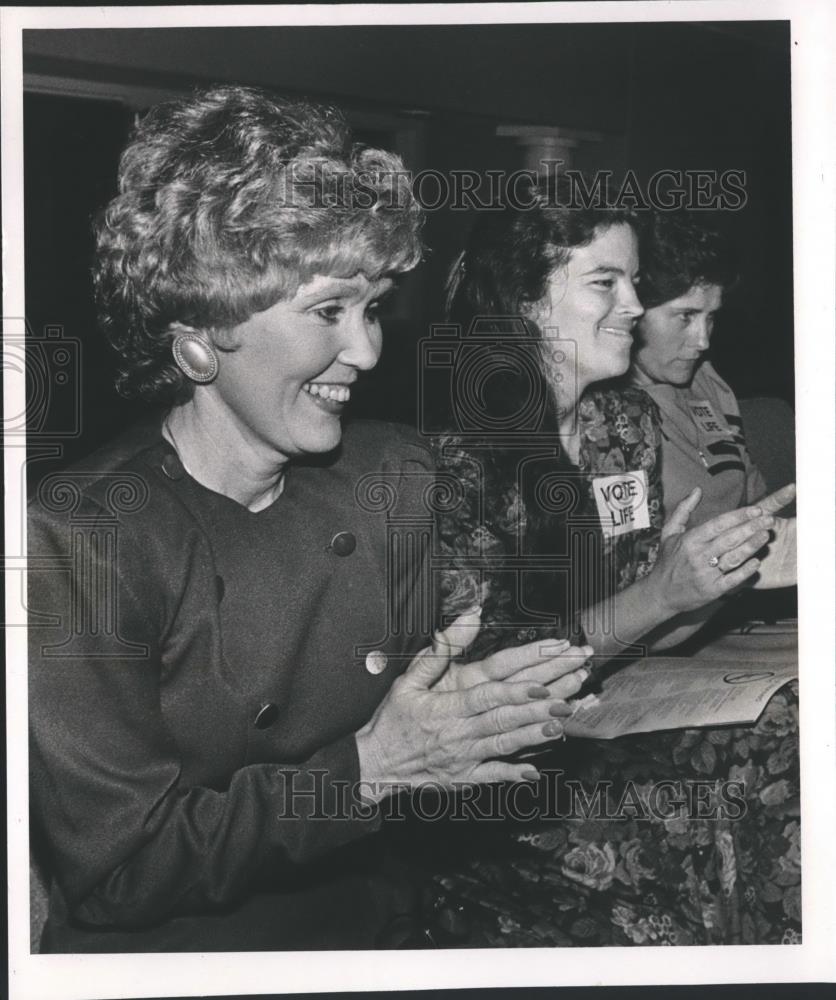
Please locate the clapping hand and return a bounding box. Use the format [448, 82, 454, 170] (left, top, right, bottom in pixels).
[431, 608, 593, 702]
[355, 610, 583, 799]
[652, 486, 778, 614]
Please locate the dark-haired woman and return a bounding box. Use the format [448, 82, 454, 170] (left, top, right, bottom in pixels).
[629, 212, 795, 607]
[435, 185, 781, 664]
[418, 180, 799, 948]
[27, 87, 591, 953]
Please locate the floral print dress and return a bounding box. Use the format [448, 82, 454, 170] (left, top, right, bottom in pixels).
[417, 387, 800, 948]
[434, 388, 663, 655]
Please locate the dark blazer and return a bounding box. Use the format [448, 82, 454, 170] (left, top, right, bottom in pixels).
[28, 417, 436, 952]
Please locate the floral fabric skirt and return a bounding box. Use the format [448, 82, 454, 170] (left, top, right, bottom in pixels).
[417, 682, 800, 947]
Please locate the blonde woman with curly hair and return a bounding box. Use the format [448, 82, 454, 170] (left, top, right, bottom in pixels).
[28, 86, 587, 953]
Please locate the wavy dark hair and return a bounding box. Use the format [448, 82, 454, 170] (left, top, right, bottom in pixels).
[637, 211, 739, 309]
[444, 175, 638, 427]
[437, 177, 639, 636]
[94, 85, 423, 402]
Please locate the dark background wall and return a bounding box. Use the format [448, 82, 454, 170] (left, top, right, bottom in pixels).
[22, 21, 793, 482]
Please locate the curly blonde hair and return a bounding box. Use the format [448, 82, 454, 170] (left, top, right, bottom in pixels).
[94, 85, 423, 401]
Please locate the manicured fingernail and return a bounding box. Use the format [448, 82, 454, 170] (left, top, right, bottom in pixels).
[521, 769, 540, 782]
[549, 702, 572, 717]
[527, 685, 550, 699]
[747, 507, 762, 518]
[542, 721, 563, 738]
[575, 668, 590, 683]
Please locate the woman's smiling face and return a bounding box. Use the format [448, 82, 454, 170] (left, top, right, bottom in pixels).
[208, 272, 392, 461]
[533, 223, 643, 400]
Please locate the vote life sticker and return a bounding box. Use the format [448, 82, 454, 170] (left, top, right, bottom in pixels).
[592, 470, 650, 537]
[687, 400, 730, 437]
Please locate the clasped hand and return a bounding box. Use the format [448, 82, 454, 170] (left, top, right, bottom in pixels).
[355, 610, 591, 799]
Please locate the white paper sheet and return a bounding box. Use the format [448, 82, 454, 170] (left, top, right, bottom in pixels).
[565, 653, 798, 739]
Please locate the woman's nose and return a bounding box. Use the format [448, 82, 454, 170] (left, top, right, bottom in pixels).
[691, 318, 712, 351]
[338, 315, 382, 371]
[617, 281, 644, 319]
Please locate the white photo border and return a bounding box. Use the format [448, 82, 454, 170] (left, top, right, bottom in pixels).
[4, 2, 834, 997]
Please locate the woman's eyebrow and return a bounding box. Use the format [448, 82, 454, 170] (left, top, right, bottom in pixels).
[299, 276, 395, 305]
[298, 282, 360, 303]
[581, 264, 625, 276]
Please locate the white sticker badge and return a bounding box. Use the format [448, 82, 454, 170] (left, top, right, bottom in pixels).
[687, 399, 729, 437]
[592, 470, 650, 537]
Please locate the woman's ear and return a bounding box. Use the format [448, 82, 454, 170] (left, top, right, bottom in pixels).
[521, 298, 540, 323]
[168, 325, 219, 384]
[520, 295, 549, 339]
